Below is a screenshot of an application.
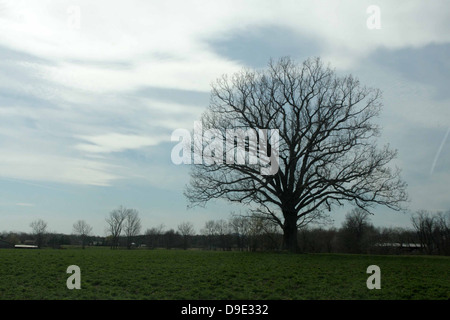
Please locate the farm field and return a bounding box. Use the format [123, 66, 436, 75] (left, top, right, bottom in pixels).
[0, 248, 448, 300]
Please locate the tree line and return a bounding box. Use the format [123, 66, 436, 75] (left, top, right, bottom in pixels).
[1, 206, 448, 255]
[0, 57, 426, 255]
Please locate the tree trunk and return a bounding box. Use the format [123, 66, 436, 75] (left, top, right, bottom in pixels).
[282, 211, 298, 252]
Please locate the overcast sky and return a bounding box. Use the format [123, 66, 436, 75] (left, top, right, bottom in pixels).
[0, 0, 449, 236]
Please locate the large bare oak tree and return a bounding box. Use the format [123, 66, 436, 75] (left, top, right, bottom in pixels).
[185, 57, 408, 252]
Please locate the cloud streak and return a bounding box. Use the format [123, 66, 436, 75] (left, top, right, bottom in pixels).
[75, 133, 170, 154]
[431, 127, 450, 175]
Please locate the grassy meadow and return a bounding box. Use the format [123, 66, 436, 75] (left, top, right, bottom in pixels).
[0, 247, 448, 300]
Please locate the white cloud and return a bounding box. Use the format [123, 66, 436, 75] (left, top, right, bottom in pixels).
[1, 1, 446, 83]
[0, 0, 448, 94]
[75, 133, 169, 154]
[0, 152, 119, 186]
[16, 202, 35, 207]
[36, 54, 241, 93]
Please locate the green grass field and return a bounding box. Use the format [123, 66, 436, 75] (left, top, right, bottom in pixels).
[0, 247, 448, 300]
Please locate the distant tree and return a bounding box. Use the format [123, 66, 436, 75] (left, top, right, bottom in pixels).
[47, 233, 70, 249]
[298, 227, 337, 253]
[246, 215, 266, 251]
[434, 211, 450, 255]
[30, 219, 48, 248]
[7, 232, 24, 244]
[123, 209, 141, 249]
[145, 224, 165, 249]
[340, 208, 375, 253]
[1, 231, 20, 245]
[411, 210, 435, 254]
[163, 229, 178, 249]
[105, 206, 129, 249]
[177, 221, 195, 250]
[322, 228, 338, 253]
[411, 210, 450, 255]
[201, 220, 217, 249]
[73, 220, 93, 249]
[254, 215, 282, 250]
[373, 226, 418, 254]
[228, 215, 251, 251]
[214, 219, 231, 250]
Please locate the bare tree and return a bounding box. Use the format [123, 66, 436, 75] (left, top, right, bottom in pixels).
[105, 206, 129, 249]
[123, 209, 141, 249]
[30, 219, 47, 248]
[145, 224, 165, 249]
[434, 211, 450, 255]
[201, 220, 217, 250]
[411, 210, 435, 254]
[411, 210, 450, 255]
[340, 207, 375, 253]
[73, 220, 93, 249]
[229, 215, 251, 251]
[177, 221, 195, 250]
[185, 57, 408, 252]
[214, 219, 231, 250]
[163, 229, 178, 249]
